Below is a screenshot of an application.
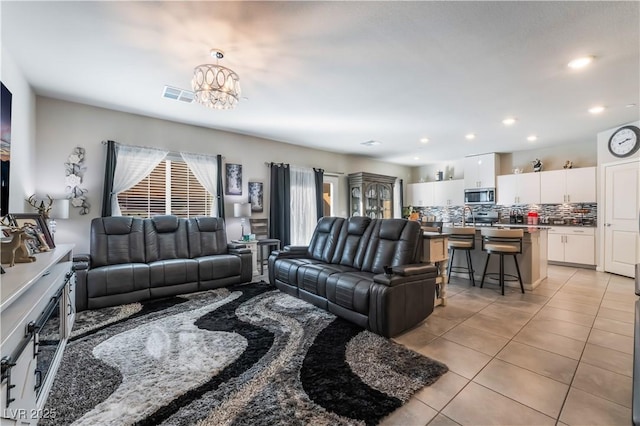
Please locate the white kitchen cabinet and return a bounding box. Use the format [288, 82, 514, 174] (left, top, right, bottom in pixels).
[547, 227, 595, 265]
[464, 153, 497, 189]
[433, 179, 464, 206]
[406, 182, 433, 207]
[497, 172, 540, 205]
[540, 167, 596, 204]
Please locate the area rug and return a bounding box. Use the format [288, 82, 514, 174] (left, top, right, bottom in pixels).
[43, 282, 448, 426]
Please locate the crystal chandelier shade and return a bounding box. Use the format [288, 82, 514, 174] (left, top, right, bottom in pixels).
[192, 63, 241, 110]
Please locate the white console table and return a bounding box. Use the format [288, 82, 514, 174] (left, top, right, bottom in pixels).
[1, 244, 74, 425]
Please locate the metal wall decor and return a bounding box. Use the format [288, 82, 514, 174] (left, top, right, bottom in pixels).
[64, 147, 90, 214]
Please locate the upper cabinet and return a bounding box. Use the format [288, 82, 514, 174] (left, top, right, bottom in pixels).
[497, 173, 541, 205]
[464, 153, 498, 189]
[406, 180, 464, 207]
[540, 167, 596, 204]
[349, 172, 396, 219]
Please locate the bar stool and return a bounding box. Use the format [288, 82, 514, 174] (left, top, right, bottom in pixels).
[480, 228, 524, 295]
[249, 218, 281, 274]
[443, 227, 476, 286]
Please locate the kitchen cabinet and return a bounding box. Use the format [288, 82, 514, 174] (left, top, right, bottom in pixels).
[406, 180, 464, 207]
[433, 179, 464, 206]
[464, 153, 498, 189]
[349, 172, 396, 219]
[540, 167, 596, 204]
[497, 172, 541, 205]
[547, 227, 595, 265]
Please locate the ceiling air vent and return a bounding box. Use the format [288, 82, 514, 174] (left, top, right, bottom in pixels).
[162, 85, 194, 103]
[361, 140, 381, 147]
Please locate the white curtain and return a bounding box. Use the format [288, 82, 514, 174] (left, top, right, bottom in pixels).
[180, 152, 218, 216]
[111, 144, 168, 216]
[290, 166, 317, 245]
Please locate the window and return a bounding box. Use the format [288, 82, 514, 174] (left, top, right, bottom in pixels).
[117, 160, 213, 218]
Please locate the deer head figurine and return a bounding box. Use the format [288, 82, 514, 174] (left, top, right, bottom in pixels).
[27, 194, 54, 218]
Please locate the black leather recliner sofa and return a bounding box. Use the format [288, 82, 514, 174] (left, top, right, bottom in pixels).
[268, 216, 437, 337]
[74, 215, 252, 311]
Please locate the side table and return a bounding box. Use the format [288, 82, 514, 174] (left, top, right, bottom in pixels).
[232, 240, 259, 276]
[422, 232, 449, 307]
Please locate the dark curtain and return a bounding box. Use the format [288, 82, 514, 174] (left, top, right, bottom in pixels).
[216, 155, 225, 218]
[269, 163, 290, 246]
[399, 178, 404, 217]
[314, 168, 324, 220]
[100, 140, 117, 217]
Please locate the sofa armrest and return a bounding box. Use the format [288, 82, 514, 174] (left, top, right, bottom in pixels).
[228, 247, 252, 255]
[73, 254, 90, 312]
[73, 253, 91, 264]
[283, 245, 308, 255]
[373, 264, 437, 287]
[228, 243, 247, 250]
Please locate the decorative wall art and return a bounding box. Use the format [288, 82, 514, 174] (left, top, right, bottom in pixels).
[1, 82, 12, 216]
[248, 181, 263, 212]
[225, 163, 242, 195]
[65, 147, 90, 214]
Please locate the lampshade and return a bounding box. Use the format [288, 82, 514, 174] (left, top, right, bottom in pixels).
[233, 203, 252, 218]
[50, 199, 70, 219]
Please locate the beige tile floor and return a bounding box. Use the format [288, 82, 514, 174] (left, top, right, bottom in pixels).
[385, 265, 637, 426]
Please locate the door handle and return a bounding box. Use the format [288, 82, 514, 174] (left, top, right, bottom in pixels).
[605, 223, 612, 227]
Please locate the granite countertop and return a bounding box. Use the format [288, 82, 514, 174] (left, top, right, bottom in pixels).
[496, 222, 596, 228]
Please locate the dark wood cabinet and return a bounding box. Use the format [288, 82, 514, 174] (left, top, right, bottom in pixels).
[348, 172, 396, 219]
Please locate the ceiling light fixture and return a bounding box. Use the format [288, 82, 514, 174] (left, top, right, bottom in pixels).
[626, 103, 637, 108]
[588, 105, 605, 114]
[192, 49, 241, 110]
[465, 133, 476, 140]
[420, 137, 429, 144]
[567, 56, 594, 69]
[527, 135, 538, 142]
[502, 117, 517, 126]
[413, 156, 420, 160]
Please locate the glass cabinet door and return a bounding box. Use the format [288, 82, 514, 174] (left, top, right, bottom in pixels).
[350, 185, 363, 217]
[348, 172, 396, 219]
[379, 183, 393, 218]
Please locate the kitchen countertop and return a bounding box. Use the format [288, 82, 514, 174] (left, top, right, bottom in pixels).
[496, 222, 596, 228]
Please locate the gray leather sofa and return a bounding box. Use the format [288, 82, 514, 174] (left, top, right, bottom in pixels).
[268, 216, 437, 337]
[74, 215, 252, 311]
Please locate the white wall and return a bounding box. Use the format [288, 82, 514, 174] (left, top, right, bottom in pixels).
[1, 46, 37, 213]
[34, 97, 411, 253]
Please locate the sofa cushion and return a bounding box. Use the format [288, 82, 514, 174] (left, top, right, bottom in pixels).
[145, 216, 190, 261]
[325, 271, 375, 316]
[297, 263, 358, 298]
[148, 259, 199, 298]
[361, 219, 421, 274]
[271, 257, 324, 288]
[196, 254, 243, 281]
[87, 263, 150, 298]
[332, 216, 373, 269]
[187, 217, 228, 257]
[306, 217, 345, 262]
[90, 217, 146, 267]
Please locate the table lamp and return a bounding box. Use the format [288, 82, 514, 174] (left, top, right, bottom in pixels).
[233, 202, 252, 239]
[49, 198, 70, 237]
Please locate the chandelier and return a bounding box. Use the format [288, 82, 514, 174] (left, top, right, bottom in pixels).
[192, 50, 241, 110]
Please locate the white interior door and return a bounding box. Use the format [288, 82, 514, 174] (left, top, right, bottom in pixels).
[604, 160, 640, 277]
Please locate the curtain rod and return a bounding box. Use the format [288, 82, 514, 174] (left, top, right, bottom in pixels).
[101, 140, 224, 160]
[264, 161, 344, 175]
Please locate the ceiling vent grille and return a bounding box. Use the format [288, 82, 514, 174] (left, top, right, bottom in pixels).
[361, 140, 381, 147]
[162, 86, 194, 103]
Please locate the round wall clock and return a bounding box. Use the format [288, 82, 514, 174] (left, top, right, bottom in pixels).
[608, 125, 640, 158]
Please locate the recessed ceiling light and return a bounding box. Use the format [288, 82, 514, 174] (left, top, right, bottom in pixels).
[420, 137, 429, 144]
[568, 56, 594, 69]
[360, 140, 381, 147]
[527, 135, 538, 142]
[588, 106, 605, 114]
[502, 117, 517, 126]
[465, 133, 476, 140]
[626, 103, 637, 108]
[413, 156, 420, 160]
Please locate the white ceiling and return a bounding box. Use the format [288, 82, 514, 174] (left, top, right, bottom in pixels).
[2, 1, 639, 165]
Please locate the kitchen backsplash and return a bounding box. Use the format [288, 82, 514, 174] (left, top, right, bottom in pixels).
[411, 203, 597, 226]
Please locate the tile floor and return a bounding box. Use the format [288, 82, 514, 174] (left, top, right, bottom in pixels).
[382, 265, 637, 426]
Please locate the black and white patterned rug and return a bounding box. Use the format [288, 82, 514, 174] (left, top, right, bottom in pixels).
[44, 282, 447, 425]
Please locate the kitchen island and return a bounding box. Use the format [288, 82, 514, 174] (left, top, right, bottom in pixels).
[445, 225, 548, 291]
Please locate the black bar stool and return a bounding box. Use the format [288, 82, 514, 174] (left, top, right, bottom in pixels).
[443, 227, 476, 286]
[480, 228, 524, 295]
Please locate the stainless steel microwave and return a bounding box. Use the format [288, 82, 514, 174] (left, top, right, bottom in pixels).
[464, 188, 495, 205]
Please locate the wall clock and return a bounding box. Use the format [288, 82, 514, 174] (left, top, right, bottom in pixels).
[608, 125, 640, 158]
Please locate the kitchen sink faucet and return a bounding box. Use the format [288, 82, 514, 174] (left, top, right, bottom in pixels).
[462, 205, 476, 227]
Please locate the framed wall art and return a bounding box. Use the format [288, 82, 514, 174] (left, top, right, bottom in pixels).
[248, 181, 263, 212]
[225, 163, 242, 195]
